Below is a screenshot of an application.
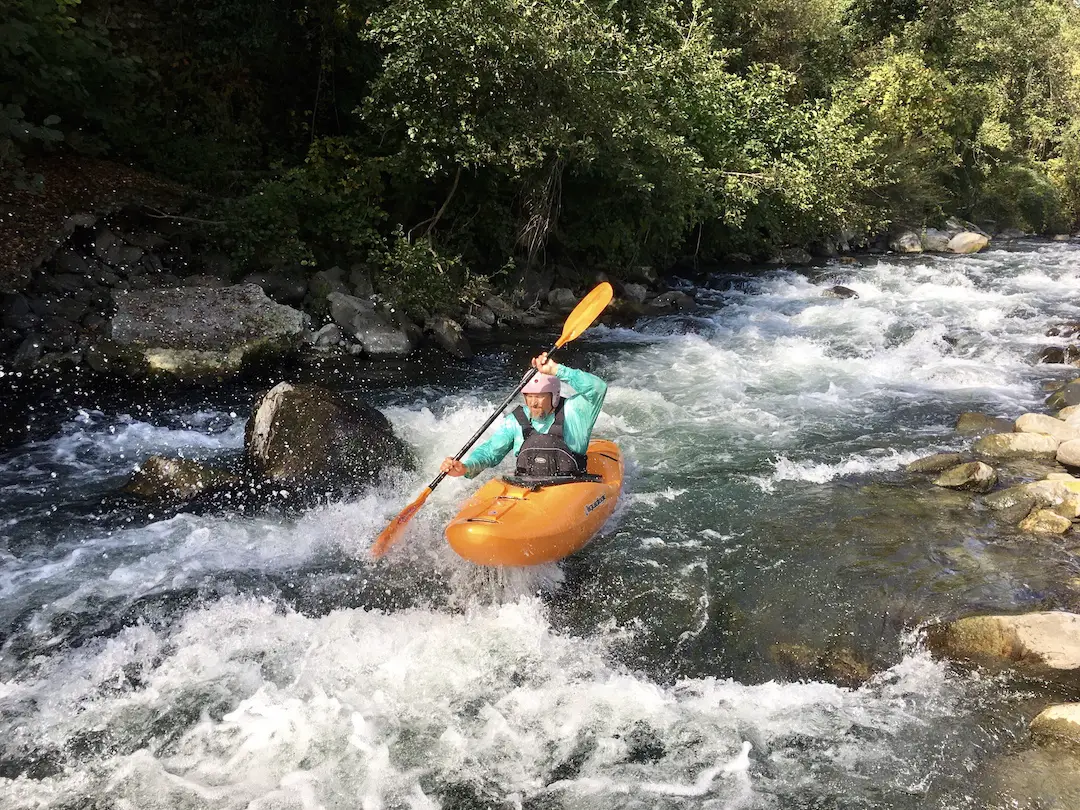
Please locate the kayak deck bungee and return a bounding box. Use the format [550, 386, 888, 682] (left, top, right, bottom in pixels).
[445, 439, 623, 567]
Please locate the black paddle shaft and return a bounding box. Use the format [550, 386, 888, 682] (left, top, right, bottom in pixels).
[425, 342, 560, 491]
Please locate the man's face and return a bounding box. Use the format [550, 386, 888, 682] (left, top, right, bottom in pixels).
[523, 392, 553, 419]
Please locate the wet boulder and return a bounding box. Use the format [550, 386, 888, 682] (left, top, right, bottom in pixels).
[645, 290, 695, 313]
[933, 461, 997, 493]
[1014, 412, 1080, 443]
[889, 230, 923, 253]
[907, 452, 967, 473]
[327, 292, 415, 357]
[986, 480, 1080, 516]
[927, 612, 1080, 674]
[947, 232, 991, 254]
[821, 285, 859, 300]
[1019, 508, 1072, 534]
[1047, 380, 1080, 410]
[1058, 439, 1080, 469]
[426, 315, 472, 359]
[547, 288, 578, 313]
[107, 284, 307, 379]
[245, 382, 412, 491]
[921, 228, 952, 252]
[974, 432, 1059, 459]
[122, 456, 239, 502]
[1030, 704, 1080, 748]
[956, 412, 1014, 435]
[770, 642, 875, 688]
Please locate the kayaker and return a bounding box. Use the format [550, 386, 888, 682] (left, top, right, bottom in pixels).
[440, 352, 607, 479]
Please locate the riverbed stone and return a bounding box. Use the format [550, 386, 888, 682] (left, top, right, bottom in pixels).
[890, 230, 923, 252]
[107, 283, 307, 378]
[11, 335, 44, 367]
[245, 382, 412, 490]
[1047, 382, 1080, 410]
[921, 228, 952, 252]
[1058, 439, 1080, 469]
[547, 288, 577, 313]
[427, 315, 472, 359]
[309, 267, 349, 300]
[463, 314, 492, 332]
[927, 611, 1080, 673]
[977, 747, 1080, 808]
[769, 247, 813, 266]
[821, 285, 859, 300]
[948, 232, 991, 254]
[312, 323, 343, 347]
[1058, 405, 1080, 425]
[907, 452, 968, 473]
[122, 455, 239, 502]
[956, 412, 1014, 435]
[1038, 345, 1080, 365]
[1008, 479, 1079, 512]
[622, 283, 649, 305]
[770, 643, 874, 688]
[1015, 412, 1080, 443]
[646, 291, 695, 313]
[974, 432, 1059, 459]
[327, 292, 414, 356]
[934, 461, 997, 493]
[1030, 704, 1080, 748]
[1019, 508, 1073, 534]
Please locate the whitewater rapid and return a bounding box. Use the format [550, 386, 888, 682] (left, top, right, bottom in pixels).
[3, 241, 1080, 808]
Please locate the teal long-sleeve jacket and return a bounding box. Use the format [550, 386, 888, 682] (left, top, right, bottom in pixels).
[462, 364, 607, 477]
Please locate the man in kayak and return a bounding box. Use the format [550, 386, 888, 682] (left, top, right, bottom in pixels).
[440, 352, 607, 479]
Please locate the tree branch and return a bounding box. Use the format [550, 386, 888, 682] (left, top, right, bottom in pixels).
[144, 207, 225, 226]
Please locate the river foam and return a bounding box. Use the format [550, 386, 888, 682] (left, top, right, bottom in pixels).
[0, 594, 977, 810]
[4, 242, 1080, 808]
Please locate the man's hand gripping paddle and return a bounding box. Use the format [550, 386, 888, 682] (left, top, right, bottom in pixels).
[370, 282, 614, 558]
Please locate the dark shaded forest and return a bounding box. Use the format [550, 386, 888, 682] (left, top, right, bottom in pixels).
[4, 0, 1079, 314]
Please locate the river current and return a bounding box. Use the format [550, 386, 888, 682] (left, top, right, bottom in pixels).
[3, 242, 1080, 808]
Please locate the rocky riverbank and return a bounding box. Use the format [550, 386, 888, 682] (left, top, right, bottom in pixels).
[890, 338, 1080, 793]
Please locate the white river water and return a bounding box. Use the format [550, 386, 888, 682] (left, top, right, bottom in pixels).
[3, 241, 1080, 808]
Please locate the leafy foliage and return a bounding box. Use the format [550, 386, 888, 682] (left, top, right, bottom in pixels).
[4, 0, 1080, 310]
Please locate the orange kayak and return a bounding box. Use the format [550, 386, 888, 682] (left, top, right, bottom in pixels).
[445, 439, 623, 566]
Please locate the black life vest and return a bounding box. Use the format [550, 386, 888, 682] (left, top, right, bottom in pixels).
[513, 401, 588, 477]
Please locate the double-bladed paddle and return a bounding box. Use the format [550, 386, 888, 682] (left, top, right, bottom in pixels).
[370, 281, 614, 558]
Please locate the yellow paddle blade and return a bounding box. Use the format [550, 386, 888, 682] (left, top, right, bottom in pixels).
[554, 282, 613, 349]
[371, 486, 432, 558]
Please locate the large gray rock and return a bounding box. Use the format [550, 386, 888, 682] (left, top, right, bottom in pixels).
[245, 382, 412, 489]
[122, 456, 239, 502]
[1058, 439, 1080, 468]
[769, 248, 813, 266]
[1047, 381, 1080, 410]
[1015, 412, 1080, 443]
[907, 452, 967, 473]
[1019, 508, 1072, 534]
[547, 288, 577, 313]
[327, 292, 415, 356]
[646, 290, 695, 313]
[426, 315, 472, 359]
[921, 228, 952, 252]
[821, 285, 859, 300]
[889, 230, 923, 253]
[928, 612, 1080, 673]
[974, 432, 1059, 459]
[985, 480, 1080, 515]
[956, 412, 1014, 435]
[1030, 704, 1080, 748]
[934, 461, 997, 493]
[622, 283, 649, 305]
[107, 284, 307, 378]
